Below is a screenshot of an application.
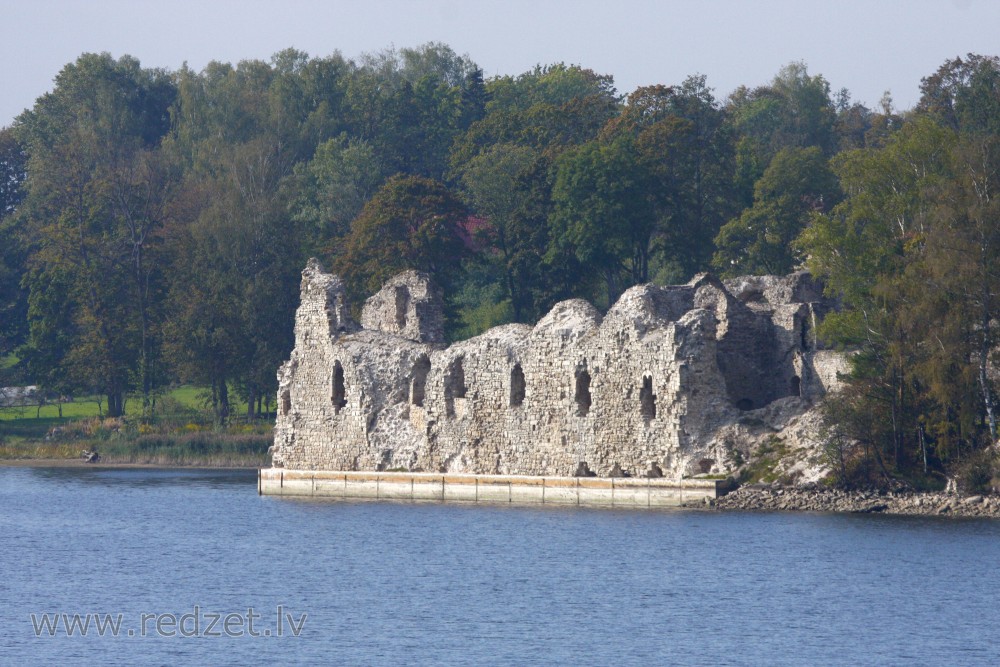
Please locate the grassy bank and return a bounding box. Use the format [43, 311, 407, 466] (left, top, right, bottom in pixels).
[0, 385, 272, 467]
[0, 424, 271, 467]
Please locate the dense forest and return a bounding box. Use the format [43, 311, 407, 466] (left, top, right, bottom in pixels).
[1, 44, 999, 484]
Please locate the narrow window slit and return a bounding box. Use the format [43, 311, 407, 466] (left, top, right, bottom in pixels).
[510, 364, 526, 407]
[640, 375, 656, 421]
[575, 368, 591, 417]
[395, 285, 410, 330]
[332, 361, 346, 412]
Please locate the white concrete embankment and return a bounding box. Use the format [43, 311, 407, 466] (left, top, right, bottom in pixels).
[258, 469, 730, 508]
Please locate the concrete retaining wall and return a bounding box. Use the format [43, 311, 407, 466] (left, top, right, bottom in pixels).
[258, 468, 731, 508]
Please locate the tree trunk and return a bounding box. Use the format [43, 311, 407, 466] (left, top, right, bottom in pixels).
[107, 392, 124, 418]
[919, 424, 928, 474]
[506, 269, 522, 323]
[247, 386, 257, 421]
[605, 269, 622, 307]
[889, 368, 900, 470]
[218, 380, 230, 425]
[979, 282, 997, 441]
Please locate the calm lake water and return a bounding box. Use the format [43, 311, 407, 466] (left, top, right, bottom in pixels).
[2, 466, 999, 666]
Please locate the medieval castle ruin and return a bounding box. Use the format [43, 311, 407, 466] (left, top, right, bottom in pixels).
[268, 260, 847, 482]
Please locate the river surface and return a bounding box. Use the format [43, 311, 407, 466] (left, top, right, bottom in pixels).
[2, 466, 999, 666]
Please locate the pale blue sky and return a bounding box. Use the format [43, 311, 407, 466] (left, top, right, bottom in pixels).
[3, 0, 998, 127]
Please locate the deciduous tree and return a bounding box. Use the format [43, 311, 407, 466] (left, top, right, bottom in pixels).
[16, 53, 176, 416]
[336, 174, 469, 301]
[713, 146, 839, 276]
[548, 136, 656, 305]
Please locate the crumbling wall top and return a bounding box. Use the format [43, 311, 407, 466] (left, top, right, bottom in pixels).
[361, 270, 445, 344]
[300, 258, 355, 337]
[604, 284, 695, 336]
[723, 271, 825, 307]
[533, 299, 602, 342]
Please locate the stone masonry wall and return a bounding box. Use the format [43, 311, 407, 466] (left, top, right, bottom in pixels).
[271, 261, 843, 478]
[360, 270, 445, 344]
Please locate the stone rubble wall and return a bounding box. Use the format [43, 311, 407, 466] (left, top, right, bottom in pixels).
[360, 270, 445, 344]
[271, 260, 844, 479]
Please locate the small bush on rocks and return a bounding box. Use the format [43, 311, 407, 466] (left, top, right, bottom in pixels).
[954, 451, 997, 495]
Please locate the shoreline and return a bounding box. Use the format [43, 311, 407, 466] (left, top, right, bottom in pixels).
[4, 459, 998, 518]
[0, 457, 259, 469]
[715, 484, 1000, 518]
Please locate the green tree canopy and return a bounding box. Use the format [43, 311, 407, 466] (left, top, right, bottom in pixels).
[336, 174, 469, 299]
[610, 77, 737, 279]
[290, 134, 385, 248]
[713, 145, 839, 276]
[548, 136, 656, 305]
[918, 53, 1000, 135]
[16, 52, 177, 416]
[726, 62, 838, 204]
[0, 128, 28, 358]
[458, 143, 543, 322]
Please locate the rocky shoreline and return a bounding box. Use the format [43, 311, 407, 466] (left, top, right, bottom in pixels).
[716, 484, 1000, 518]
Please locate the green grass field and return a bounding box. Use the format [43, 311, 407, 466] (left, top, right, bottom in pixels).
[0, 397, 104, 421]
[0, 385, 253, 421]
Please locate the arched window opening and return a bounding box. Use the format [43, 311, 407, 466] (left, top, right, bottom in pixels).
[332, 361, 347, 412]
[395, 285, 410, 329]
[575, 368, 591, 417]
[640, 375, 656, 421]
[510, 364, 526, 407]
[280, 388, 291, 416]
[791, 375, 801, 397]
[411, 355, 430, 407]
